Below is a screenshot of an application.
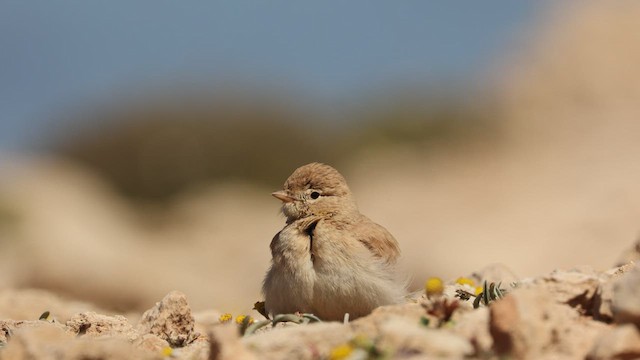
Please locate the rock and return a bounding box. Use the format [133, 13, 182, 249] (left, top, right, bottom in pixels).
[378, 317, 473, 358]
[591, 262, 636, 321]
[2, 267, 635, 359]
[451, 307, 492, 355]
[244, 322, 352, 360]
[488, 288, 609, 359]
[350, 302, 424, 336]
[208, 324, 257, 360]
[587, 324, 640, 360]
[489, 295, 518, 356]
[242, 301, 472, 359]
[176, 336, 210, 360]
[468, 263, 519, 285]
[611, 263, 640, 326]
[65, 337, 159, 360]
[0, 320, 70, 348]
[0, 292, 209, 359]
[137, 291, 197, 347]
[522, 265, 635, 321]
[0, 322, 9, 347]
[66, 311, 137, 341]
[0, 321, 153, 360]
[0, 323, 74, 360]
[135, 333, 171, 353]
[534, 268, 601, 312]
[135, 334, 210, 360]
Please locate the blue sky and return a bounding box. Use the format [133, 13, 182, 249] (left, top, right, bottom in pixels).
[0, 1, 543, 151]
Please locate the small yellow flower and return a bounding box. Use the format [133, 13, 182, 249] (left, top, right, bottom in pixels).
[475, 286, 484, 296]
[218, 313, 233, 323]
[329, 344, 354, 360]
[235, 315, 254, 325]
[455, 277, 475, 287]
[425, 277, 444, 296]
[161, 346, 173, 357]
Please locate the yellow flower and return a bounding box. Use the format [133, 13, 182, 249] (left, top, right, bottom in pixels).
[425, 277, 444, 296]
[161, 346, 173, 357]
[218, 313, 233, 323]
[235, 315, 254, 325]
[475, 286, 484, 296]
[455, 277, 475, 287]
[329, 344, 354, 360]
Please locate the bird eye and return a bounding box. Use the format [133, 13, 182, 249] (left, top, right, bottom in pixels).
[310, 191, 320, 199]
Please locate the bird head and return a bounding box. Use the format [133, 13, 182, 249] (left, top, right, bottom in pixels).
[272, 163, 358, 222]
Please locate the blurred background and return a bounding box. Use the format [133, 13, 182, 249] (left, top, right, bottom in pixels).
[1, 1, 640, 315]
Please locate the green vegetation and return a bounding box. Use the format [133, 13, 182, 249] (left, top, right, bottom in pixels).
[0, 199, 20, 236]
[50, 89, 497, 203]
[455, 281, 510, 308]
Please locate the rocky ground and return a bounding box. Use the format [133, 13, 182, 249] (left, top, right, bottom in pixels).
[2, 2, 640, 359]
[1, 250, 639, 359]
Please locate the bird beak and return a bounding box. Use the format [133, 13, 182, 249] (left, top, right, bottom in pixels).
[271, 190, 295, 203]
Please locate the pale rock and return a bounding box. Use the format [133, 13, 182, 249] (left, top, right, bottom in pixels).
[209, 324, 257, 360]
[0, 322, 154, 360]
[176, 336, 210, 360]
[611, 263, 640, 326]
[0, 322, 71, 360]
[534, 268, 600, 308]
[66, 311, 137, 341]
[378, 317, 473, 358]
[350, 303, 424, 336]
[451, 306, 492, 355]
[244, 322, 352, 360]
[488, 288, 609, 359]
[137, 291, 197, 347]
[489, 295, 519, 355]
[525, 265, 634, 321]
[591, 262, 636, 321]
[0, 320, 52, 348]
[66, 337, 159, 360]
[135, 333, 171, 353]
[468, 263, 519, 285]
[587, 324, 640, 360]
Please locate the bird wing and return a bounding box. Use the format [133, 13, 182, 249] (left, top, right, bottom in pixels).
[354, 216, 401, 264]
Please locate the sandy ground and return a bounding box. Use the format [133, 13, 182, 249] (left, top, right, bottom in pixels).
[1, 1, 640, 319]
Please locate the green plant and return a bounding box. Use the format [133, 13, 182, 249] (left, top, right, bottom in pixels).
[243, 313, 322, 336]
[455, 281, 509, 308]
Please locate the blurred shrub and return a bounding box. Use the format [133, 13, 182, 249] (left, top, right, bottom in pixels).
[348, 95, 496, 150]
[0, 198, 21, 237]
[54, 93, 342, 201]
[52, 88, 495, 202]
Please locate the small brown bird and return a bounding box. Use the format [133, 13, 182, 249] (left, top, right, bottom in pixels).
[262, 163, 405, 321]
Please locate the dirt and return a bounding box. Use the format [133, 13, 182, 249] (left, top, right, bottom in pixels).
[0, 262, 639, 359]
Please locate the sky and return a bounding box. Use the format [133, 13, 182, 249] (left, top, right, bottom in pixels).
[0, 1, 544, 151]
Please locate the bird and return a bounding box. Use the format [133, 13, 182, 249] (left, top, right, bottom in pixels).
[262, 162, 405, 321]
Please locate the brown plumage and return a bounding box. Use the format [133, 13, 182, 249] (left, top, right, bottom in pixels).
[262, 162, 405, 321]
